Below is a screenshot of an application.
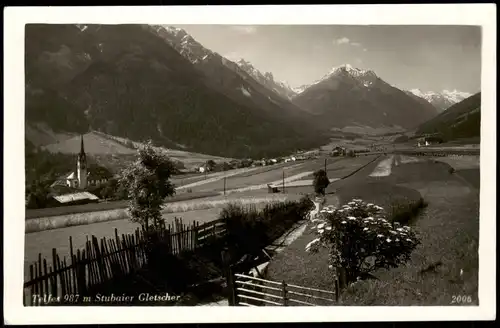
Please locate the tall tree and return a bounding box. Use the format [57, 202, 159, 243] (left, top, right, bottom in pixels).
[119, 140, 176, 231]
[313, 169, 330, 196]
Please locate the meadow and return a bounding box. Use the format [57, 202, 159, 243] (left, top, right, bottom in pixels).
[265, 155, 480, 305]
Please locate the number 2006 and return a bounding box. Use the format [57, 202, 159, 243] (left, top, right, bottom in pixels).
[451, 295, 472, 304]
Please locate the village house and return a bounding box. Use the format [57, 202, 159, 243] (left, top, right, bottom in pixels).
[331, 146, 347, 157]
[417, 136, 443, 148]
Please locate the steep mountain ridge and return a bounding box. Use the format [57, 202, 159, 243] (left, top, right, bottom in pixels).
[147, 25, 316, 127]
[25, 24, 328, 159]
[234, 59, 297, 100]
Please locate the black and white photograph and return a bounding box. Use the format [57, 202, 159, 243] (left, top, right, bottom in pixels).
[3, 4, 496, 324]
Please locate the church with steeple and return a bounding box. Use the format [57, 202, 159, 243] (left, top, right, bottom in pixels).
[51, 135, 110, 190]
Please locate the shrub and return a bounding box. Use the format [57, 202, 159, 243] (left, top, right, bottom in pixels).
[313, 169, 330, 196]
[221, 196, 314, 259]
[389, 198, 426, 225]
[306, 199, 421, 287]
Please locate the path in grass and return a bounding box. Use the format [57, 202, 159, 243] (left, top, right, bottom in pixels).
[264, 155, 387, 295]
[368, 155, 394, 177]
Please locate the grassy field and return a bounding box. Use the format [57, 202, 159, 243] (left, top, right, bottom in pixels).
[265, 155, 479, 305]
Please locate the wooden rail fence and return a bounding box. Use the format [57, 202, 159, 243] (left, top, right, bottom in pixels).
[23, 217, 227, 306]
[229, 272, 338, 306]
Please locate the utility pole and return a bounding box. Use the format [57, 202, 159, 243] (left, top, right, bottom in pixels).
[324, 158, 327, 173]
[282, 170, 285, 193]
[224, 176, 226, 196]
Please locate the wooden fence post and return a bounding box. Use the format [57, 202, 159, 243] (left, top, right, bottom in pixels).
[337, 266, 347, 290]
[335, 276, 340, 302]
[221, 249, 236, 306]
[282, 281, 288, 306]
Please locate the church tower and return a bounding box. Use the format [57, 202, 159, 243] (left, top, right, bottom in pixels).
[77, 135, 88, 190]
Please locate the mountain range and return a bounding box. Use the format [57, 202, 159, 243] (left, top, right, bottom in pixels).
[416, 92, 481, 141]
[25, 24, 476, 160]
[407, 89, 473, 113]
[25, 24, 328, 159]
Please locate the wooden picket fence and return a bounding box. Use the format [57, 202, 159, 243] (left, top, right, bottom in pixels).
[23, 217, 227, 306]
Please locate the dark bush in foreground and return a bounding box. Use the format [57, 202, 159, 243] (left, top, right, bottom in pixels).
[220, 196, 314, 259]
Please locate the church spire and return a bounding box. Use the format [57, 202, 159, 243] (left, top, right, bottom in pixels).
[79, 134, 85, 156]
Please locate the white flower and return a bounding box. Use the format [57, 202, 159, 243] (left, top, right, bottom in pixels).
[348, 216, 357, 221]
[377, 234, 384, 238]
[363, 227, 369, 231]
[317, 223, 325, 229]
[396, 228, 404, 232]
[353, 199, 362, 202]
[386, 238, 392, 243]
[366, 217, 374, 221]
[329, 265, 333, 269]
[406, 238, 412, 242]
[403, 226, 410, 230]
[338, 209, 344, 213]
[367, 203, 374, 207]
[341, 221, 347, 224]
[375, 205, 384, 210]
[305, 238, 321, 251]
[318, 229, 325, 234]
[390, 231, 397, 234]
[395, 238, 400, 242]
[325, 226, 332, 230]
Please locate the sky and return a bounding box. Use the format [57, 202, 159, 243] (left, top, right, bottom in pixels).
[174, 25, 481, 93]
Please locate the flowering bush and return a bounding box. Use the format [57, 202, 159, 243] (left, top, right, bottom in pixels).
[306, 199, 421, 285]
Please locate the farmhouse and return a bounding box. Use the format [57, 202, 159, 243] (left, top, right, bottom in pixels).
[331, 146, 347, 157]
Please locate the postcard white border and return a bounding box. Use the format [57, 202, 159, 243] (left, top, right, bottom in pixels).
[3, 4, 497, 324]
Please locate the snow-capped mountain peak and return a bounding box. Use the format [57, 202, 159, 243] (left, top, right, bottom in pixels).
[408, 88, 473, 112]
[326, 64, 377, 79]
